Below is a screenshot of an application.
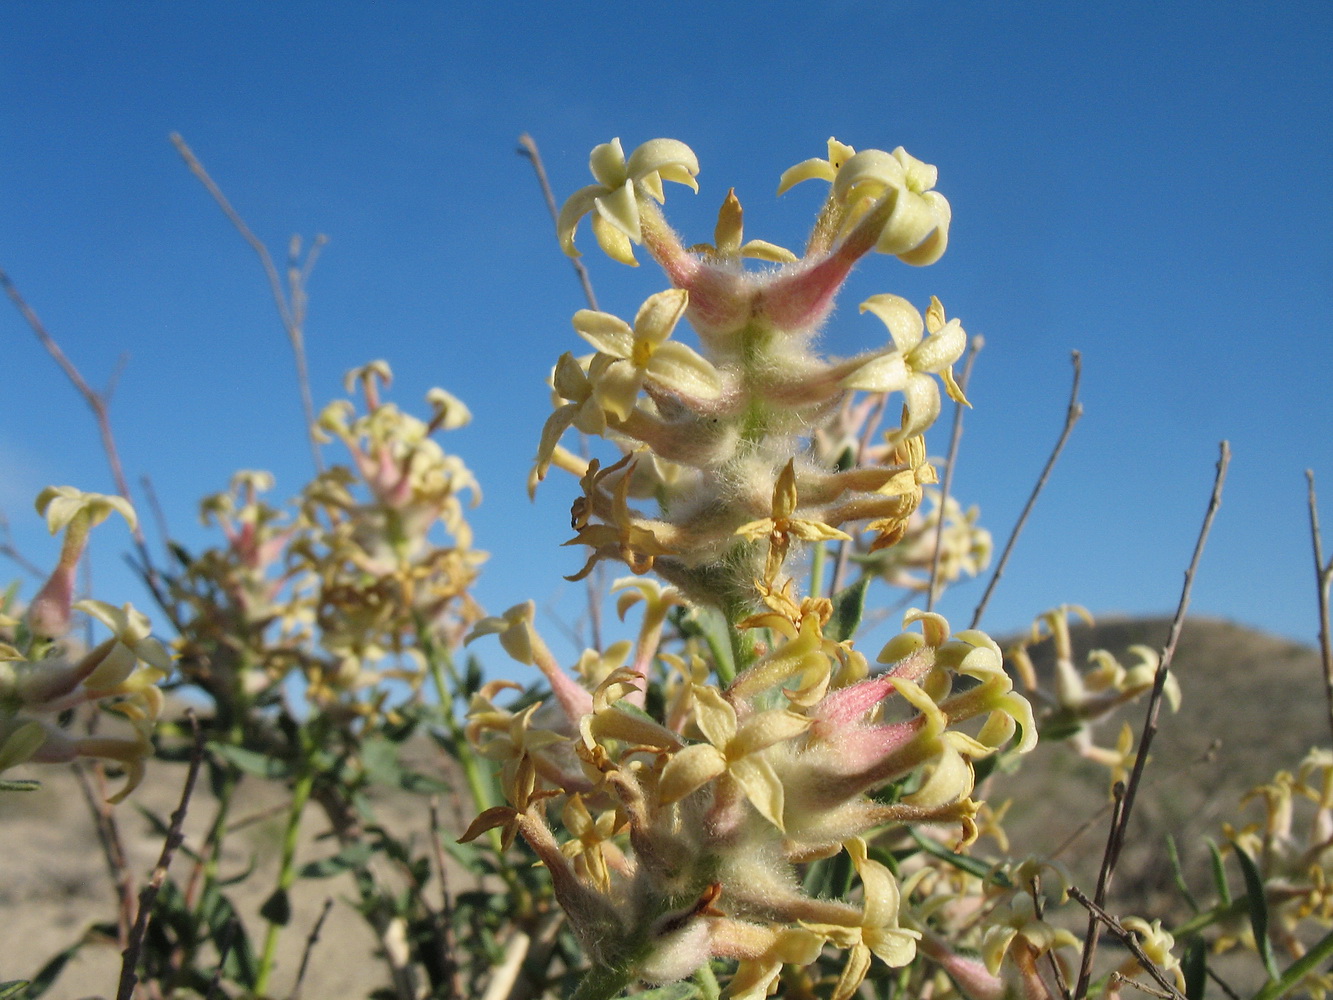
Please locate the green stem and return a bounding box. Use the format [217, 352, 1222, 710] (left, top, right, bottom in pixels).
[809, 540, 827, 602]
[254, 763, 314, 996]
[418, 618, 520, 893]
[694, 961, 722, 1000]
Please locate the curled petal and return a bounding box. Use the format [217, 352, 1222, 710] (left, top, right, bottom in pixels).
[860, 295, 924, 353]
[588, 138, 628, 187]
[625, 138, 700, 195]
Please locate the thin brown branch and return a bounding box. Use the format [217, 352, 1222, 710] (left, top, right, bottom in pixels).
[1109, 973, 1176, 1000]
[73, 761, 137, 949]
[169, 132, 324, 473]
[0, 510, 44, 577]
[430, 798, 463, 1000]
[1306, 471, 1333, 743]
[971, 350, 1083, 629]
[518, 132, 607, 648]
[1074, 441, 1230, 1000]
[289, 897, 334, 1000]
[1075, 781, 1128, 998]
[928, 334, 983, 612]
[1030, 874, 1073, 1000]
[1, 267, 171, 611]
[117, 711, 206, 1000]
[1, 269, 141, 541]
[1069, 886, 1187, 1000]
[517, 133, 599, 312]
[1110, 441, 1229, 872]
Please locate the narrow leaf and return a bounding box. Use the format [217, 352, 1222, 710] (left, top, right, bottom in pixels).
[1182, 936, 1207, 1000]
[908, 829, 1011, 887]
[1252, 926, 1333, 1000]
[830, 576, 871, 642]
[1230, 840, 1278, 980]
[208, 741, 292, 780]
[1166, 834, 1199, 912]
[298, 840, 377, 879]
[1206, 838, 1230, 905]
[259, 887, 292, 926]
[0, 983, 29, 1000]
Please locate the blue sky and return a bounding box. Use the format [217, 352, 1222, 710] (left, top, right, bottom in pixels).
[3, 3, 1331, 662]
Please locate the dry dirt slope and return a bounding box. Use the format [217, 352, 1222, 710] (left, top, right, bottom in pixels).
[0, 614, 1327, 998]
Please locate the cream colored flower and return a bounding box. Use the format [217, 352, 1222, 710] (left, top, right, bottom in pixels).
[777, 137, 859, 194]
[831, 146, 952, 265]
[803, 838, 920, 1000]
[573, 289, 722, 418]
[557, 137, 699, 265]
[657, 684, 810, 830]
[846, 295, 969, 445]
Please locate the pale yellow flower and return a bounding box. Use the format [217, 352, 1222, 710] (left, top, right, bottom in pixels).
[657, 684, 810, 830]
[803, 838, 920, 1000]
[846, 295, 969, 445]
[776, 137, 859, 194]
[557, 137, 699, 265]
[831, 146, 952, 265]
[734, 459, 850, 582]
[574, 288, 723, 418]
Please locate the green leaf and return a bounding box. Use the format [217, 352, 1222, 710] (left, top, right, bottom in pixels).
[0, 779, 40, 792]
[908, 829, 1011, 887]
[1206, 838, 1230, 905]
[803, 847, 854, 899]
[1230, 840, 1278, 980]
[196, 884, 257, 988]
[1252, 926, 1333, 1000]
[1166, 834, 1199, 912]
[1182, 936, 1207, 1000]
[299, 841, 378, 879]
[0, 983, 29, 1000]
[259, 887, 292, 926]
[829, 576, 871, 642]
[207, 741, 292, 780]
[20, 936, 84, 998]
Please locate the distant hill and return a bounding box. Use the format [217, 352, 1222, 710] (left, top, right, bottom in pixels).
[991, 614, 1328, 918]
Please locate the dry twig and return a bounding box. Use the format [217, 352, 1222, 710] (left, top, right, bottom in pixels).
[1070, 886, 1187, 1000]
[971, 350, 1083, 629]
[927, 334, 983, 612]
[117, 711, 206, 1000]
[289, 897, 335, 1000]
[169, 133, 326, 474]
[1306, 471, 1333, 743]
[1072, 442, 1230, 1000]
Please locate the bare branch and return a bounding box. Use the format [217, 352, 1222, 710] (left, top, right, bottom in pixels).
[1069, 886, 1187, 1000]
[170, 133, 324, 473]
[289, 897, 334, 1000]
[971, 350, 1083, 629]
[1306, 471, 1333, 743]
[1073, 441, 1230, 999]
[430, 798, 462, 1000]
[117, 711, 205, 1000]
[1, 267, 172, 610]
[518, 132, 607, 648]
[927, 334, 983, 612]
[517, 133, 599, 312]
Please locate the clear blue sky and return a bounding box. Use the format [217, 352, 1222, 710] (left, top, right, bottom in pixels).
[3, 3, 1331, 659]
